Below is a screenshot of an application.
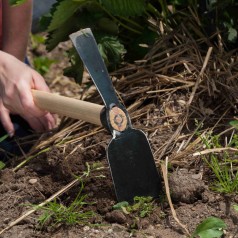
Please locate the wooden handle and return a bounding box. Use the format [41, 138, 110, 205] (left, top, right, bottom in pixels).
[32, 90, 103, 126]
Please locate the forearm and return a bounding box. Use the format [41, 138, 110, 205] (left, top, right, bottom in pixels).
[2, 0, 32, 61]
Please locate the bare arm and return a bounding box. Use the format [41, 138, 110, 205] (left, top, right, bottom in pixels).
[2, 0, 32, 61]
[0, 0, 56, 135]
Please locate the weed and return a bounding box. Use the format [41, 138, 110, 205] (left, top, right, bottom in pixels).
[33, 57, 56, 76]
[0, 161, 5, 170]
[113, 196, 154, 218]
[31, 34, 46, 50]
[36, 182, 94, 229]
[203, 154, 238, 193]
[31, 163, 105, 229]
[0, 134, 8, 170]
[230, 120, 238, 130]
[233, 204, 238, 212]
[197, 127, 238, 194]
[0, 134, 8, 143]
[30, 34, 56, 76]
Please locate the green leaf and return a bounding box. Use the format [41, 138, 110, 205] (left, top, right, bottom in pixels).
[99, 0, 146, 17]
[47, 0, 86, 31]
[196, 229, 224, 238]
[113, 201, 129, 210]
[63, 48, 84, 85]
[228, 27, 237, 42]
[46, 7, 98, 51]
[0, 134, 8, 143]
[233, 204, 238, 212]
[9, 0, 27, 6]
[229, 120, 238, 129]
[192, 217, 226, 238]
[33, 57, 56, 76]
[97, 17, 119, 35]
[97, 35, 126, 69]
[46, 24, 75, 51]
[0, 161, 5, 170]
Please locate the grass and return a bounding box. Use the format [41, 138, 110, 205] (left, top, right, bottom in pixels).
[0, 134, 8, 143]
[30, 163, 105, 229]
[36, 182, 94, 228]
[0, 134, 8, 170]
[0, 161, 5, 170]
[198, 128, 238, 194]
[204, 154, 238, 193]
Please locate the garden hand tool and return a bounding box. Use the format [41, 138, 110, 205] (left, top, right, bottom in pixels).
[69, 28, 162, 202]
[32, 88, 162, 202]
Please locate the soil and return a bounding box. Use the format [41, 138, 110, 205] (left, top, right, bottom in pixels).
[0, 41, 238, 238]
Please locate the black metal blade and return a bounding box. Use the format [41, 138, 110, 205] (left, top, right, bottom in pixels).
[108, 129, 162, 202]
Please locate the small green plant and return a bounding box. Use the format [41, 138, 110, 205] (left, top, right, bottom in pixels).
[32, 163, 104, 229]
[30, 34, 56, 76]
[0, 161, 5, 170]
[113, 196, 154, 218]
[36, 182, 94, 228]
[204, 155, 238, 193]
[33, 56, 56, 76]
[0, 134, 8, 143]
[9, 0, 26, 5]
[31, 34, 46, 50]
[0, 134, 8, 170]
[198, 128, 238, 194]
[192, 216, 227, 238]
[233, 204, 238, 212]
[230, 120, 238, 130]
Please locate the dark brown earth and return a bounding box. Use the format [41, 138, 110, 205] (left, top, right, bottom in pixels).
[1, 151, 238, 238]
[0, 40, 237, 238]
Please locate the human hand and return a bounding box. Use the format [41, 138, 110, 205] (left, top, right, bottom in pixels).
[0, 52, 56, 136]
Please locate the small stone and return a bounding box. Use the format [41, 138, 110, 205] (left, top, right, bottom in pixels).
[83, 226, 90, 232]
[29, 178, 38, 184]
[3, 217, 11, 224]
[112, 223, 125, 232]
[15, 169, 25, 179]
[191, 173, 202, 180]
[139, 219, 150, 229]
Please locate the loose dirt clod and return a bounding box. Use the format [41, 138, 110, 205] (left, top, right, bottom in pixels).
[169, 169, 205, 204]
[105, 210, 127, 224]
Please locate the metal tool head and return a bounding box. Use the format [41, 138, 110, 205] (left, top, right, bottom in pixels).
[70, 28, 162, 202]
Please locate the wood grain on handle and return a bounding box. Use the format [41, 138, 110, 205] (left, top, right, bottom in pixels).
[32, 90, 103, 126]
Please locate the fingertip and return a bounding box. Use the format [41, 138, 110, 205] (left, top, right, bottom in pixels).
[52, 113, 58, 127]
[1, 118, 15, 137]
[8, 130, 15, 138]
[46, 113, 57, 131]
